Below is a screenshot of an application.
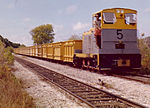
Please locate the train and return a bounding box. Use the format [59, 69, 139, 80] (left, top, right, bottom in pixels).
[14, 8, 141, 71]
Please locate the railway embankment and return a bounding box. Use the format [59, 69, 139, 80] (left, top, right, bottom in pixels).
[14, 54, 150, 107]
[0, 41, 35, 108]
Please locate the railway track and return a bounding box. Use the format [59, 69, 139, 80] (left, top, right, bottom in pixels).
[17, 54, 150, 86]
[112, 73, 150, 85]
[79, 65, 150, 85]
[77, 66, 150, 85]
[15, 56, 146, 108]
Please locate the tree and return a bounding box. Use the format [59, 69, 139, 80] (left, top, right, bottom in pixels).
[68, 34, 82, 40]
[139, 39, 150, 71]
[30, 24, 55, 45]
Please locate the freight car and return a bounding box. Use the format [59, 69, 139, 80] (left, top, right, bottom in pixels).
[14, 8, 141, 71]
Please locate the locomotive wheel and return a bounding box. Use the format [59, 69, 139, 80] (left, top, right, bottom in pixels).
[82, 59, 86, 70]
[73, 57, 82, 68]
[87, 59, 92, 71]
[87, 60, 90, 66]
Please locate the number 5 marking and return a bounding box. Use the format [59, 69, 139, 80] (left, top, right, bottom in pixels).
[117, 29, 123, 39]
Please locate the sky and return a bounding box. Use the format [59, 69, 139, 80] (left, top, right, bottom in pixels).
[0, 0, 150, 46]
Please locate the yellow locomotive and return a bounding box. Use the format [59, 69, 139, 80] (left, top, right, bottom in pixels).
[14, 8, 141, 71]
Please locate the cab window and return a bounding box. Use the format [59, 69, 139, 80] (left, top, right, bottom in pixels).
[125, 13, 136, 25]
[103, 12, 116, 24]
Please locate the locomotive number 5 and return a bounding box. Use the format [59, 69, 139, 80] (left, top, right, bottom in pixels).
[117, 29, 123, 39]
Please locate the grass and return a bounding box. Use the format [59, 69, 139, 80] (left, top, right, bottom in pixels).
[0, 41, 36, 108]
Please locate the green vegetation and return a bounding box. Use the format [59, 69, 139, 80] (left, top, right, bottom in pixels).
[0, 41, 36, 108]
[139, 38, 150, 74]
[0, 35, 23, 48]
[30, 24, 55, 45]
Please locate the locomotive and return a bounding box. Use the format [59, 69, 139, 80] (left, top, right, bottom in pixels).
[14, 8, 141, 71]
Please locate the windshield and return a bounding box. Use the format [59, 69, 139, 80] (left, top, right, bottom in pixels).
[103, 12, 116, 24]
[125, 13, 136, 24]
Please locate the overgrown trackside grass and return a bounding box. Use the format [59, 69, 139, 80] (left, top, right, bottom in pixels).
[139, 39, 150, 74]
[0, 41, 36, 108]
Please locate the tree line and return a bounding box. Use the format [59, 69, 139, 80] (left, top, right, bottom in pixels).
[0, 35, 24, 48]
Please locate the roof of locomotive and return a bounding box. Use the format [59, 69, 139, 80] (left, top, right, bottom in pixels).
[92, 8, 137, 17]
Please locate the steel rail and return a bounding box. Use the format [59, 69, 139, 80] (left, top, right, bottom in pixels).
[112, 74, 150, 85]
[15, 56, 147, 108]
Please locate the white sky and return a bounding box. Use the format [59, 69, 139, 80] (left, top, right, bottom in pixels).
[0, 0, 150, 46]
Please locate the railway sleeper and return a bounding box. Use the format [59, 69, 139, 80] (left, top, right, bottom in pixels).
[51, 78, 70, 82]
[71, 90, 97, 93]
[81, 94, 112, 99]
[59, 82, 80, 85]
[68, 86, 85, 90]
[68, 87, 97, 91]
[59, 84, 83, 88]
[76, 92, 105, 96]
[94, 101, 129, 108]
[86, 97, 116, 101]
[64, 85, 87, 89]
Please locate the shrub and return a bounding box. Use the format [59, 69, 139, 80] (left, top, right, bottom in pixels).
[0, 40, 36, 108]
[138, 39, 150, 74]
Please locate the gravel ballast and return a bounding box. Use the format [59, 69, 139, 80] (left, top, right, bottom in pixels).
[13, 61, 90, 108]
[14, 55, 150, 107]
